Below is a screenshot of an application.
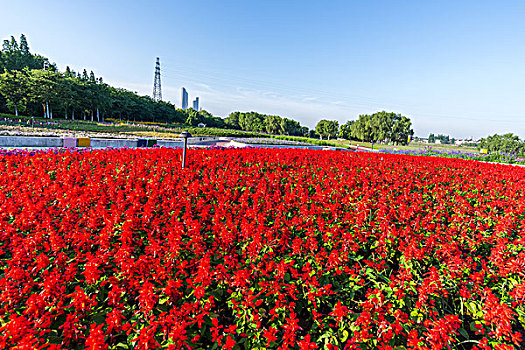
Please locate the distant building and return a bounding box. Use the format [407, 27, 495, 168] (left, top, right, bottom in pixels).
[455, 139, 479, 145]
[181, 88, 188, 110]
[193, 97, 199, 111]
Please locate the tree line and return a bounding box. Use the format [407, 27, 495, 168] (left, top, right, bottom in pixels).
[227, 112, 414, 144]
[0, 35, 204, 124]
[428, 133, 456, 144]
[479, 133, 525, 156]
[0, 34, 414, 143]
[224, 111, 309, 136]
[337, 111, 413, 145]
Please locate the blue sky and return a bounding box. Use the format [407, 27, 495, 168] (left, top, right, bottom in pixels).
[2, 0, 524, 138]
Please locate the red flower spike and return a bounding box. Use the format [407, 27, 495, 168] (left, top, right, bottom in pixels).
[0, 149, 524, 348]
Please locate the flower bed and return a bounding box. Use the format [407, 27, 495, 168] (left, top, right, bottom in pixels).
[0, 149, 524, 349]
[380, 146, 525, 165]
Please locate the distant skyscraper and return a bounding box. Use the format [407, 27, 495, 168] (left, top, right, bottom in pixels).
[193, 97, 199, 111]
[181, 87, 188, 110]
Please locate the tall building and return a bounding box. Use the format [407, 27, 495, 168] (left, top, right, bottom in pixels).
[181, 87, 188, 110]
[193, 97, 199, 111]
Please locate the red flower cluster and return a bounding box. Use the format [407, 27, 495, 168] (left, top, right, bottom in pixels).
[0, 148, 524, 349]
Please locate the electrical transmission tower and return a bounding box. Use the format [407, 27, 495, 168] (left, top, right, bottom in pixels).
[153, 57, 162, 102]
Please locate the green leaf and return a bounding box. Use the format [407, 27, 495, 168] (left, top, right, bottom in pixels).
[468, 301, 477, 312]
[92, 314, 106, 325]
[458, 327, 469, 339]
[341, 329, 349, 342]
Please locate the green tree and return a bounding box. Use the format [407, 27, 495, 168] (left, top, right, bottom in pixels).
[198, 110, 226, 128]
[346, 111, 413, 144]
[300, 126, 310, 137]
[28, 69, 59, 118]
[185, 108, 201, 126]
[389, 114, 413, 145]
[59, 76, 78, 119]
[1, 35, 47, 72]
[280, 118, 304, 136]
[94, 83, 111, 122]
[350, 114, 373, 142]
[315, 120, 327, 139]
[370, 111, 394, 141]
[238, 112, 264, 132]
[3, 36, 18, 52]
[65, 66, 73, 78]
[19, 34, 29, 55]
[225, 112, 241, 129]
[315, 120, 339, 140]
[265, 115, 282, 134]
[479, 133, 524, 155]
[432, 134, 453, 144]
[339, 120, 354, 140]
[0, 69, 29, 116]
[325, 120, 339, 140]
[227, 111, 308, 135]
[73, 79, 91, 120]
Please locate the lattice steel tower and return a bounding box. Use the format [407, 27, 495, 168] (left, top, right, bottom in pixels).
[153, 57, 162, 102]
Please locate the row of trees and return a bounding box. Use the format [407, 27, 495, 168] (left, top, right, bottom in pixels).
[0, 35, 238, 125]
[224, 111, 309, 136]
[428, 133, 456, 144]
[223, 111, 414, 144]
[0, 67, 187, 122]
[479, 133, 525, 155]
[336, 111, 413, 145]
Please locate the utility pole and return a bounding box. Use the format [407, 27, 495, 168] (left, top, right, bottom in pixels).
[153, 57, 162, 102]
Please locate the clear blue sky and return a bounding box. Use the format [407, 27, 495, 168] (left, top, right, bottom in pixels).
[2, 0, 525, 138]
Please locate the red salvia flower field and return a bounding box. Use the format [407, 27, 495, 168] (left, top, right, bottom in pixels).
[0, 148, 524, 349]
